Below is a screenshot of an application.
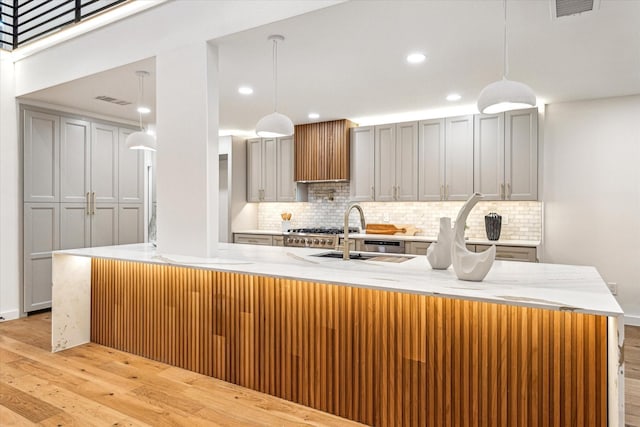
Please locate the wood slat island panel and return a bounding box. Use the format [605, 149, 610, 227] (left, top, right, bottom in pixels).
[91, 258, 608, 426]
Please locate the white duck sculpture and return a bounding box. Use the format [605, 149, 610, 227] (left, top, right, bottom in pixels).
[452, 193, 496, 281]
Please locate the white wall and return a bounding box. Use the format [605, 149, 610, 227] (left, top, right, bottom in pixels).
[0, 55, 20, 320]
[542, 95, 640, 322]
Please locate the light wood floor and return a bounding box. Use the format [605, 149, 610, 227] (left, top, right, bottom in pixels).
[1, 314, 639, 426]
[0, 313, 365, 426]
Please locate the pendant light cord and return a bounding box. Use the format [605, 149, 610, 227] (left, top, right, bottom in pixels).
[503, 0, 509, 79]
[272, 37, 278, 112]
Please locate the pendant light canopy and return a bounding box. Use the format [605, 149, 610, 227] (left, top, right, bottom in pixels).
[256, 35, 294, 137]
[477, 0, 536, 114]
[126, 70, 157, 151]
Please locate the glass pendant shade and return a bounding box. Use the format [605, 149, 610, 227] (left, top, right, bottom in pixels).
[477, 78, 536, 114]
[256, 112, 294, 137]
[126, 131, 157, 151]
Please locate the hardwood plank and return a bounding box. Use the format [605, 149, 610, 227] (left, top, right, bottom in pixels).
[0, 382, 61, 423]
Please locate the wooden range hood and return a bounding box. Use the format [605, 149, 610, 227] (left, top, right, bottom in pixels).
[294, 119, 357, 182]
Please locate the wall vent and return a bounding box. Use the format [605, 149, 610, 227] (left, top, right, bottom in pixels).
[95, 95, 131, 106]
[551, 0, 599, 19]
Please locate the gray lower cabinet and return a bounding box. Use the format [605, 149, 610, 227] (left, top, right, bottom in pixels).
[118, 204, 144, 245]
[475, 244, 537, 262]
[405, 241, 431, 255]
[233, 233, 274, 246]
[23, 203, 59, 312]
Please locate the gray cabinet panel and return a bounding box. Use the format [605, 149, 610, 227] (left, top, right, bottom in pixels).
[474, 113, 504, 200]
[118, 204, 144, 245]
[418, 119, 445, 201]
[506, 109, 538, 200]
[60, 203, 90, 250]
[23, 203, 59, 312]
[395, 121, 418, 201]
[60, 117, 91, 203]
[374, 124, 396, 201]
[24, 110, 59, 202]
[350, 126, 375, 201]
[445, 115, 474, 201]
[276, 136, 296, 202]
[91, 204, 119, 247]
[247, 138, 263, 202]
[262, 138, 277, 202]
[118, 128, 145, 203]
[91, 123, 119, 203]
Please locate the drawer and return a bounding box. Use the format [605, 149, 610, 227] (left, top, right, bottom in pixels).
[475, 245, 537, 262]
[233, 234, 273, 246]
[272, 236, 284, 247]
[405, 241, 431, 255]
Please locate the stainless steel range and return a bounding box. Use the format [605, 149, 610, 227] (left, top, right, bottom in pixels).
[284, 227, 359, 248]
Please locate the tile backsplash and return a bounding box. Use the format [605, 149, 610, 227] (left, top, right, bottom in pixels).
[257, 182, 542, 241]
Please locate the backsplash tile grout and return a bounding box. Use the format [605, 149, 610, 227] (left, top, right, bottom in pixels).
[257, 183, 542, 241]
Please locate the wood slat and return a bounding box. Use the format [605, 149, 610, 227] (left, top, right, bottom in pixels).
[91, 258, 609, 426]
[294, 119, 355, 181]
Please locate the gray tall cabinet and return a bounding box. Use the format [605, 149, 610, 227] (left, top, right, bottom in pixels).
[23, 107, 145, 312]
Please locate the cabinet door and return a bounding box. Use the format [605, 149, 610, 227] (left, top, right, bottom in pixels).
[374, 124, 396, 201]
[445, 115, 474, 200]
[118, 128, 145, 203]
[395, 121, 419, 201]
[418, 119, 445, 201]
[60, 203, 91, 250]
[23, 203, 59, 312]
[91, 203, 118, 247]
[406, 241, 431, 255]
[474, 113, 504, 200]
[60, 117, 91, 203]
[233, 234, 273, 245]
[91, 123, 119, 203]
[262, 138, 278, 202]
[24, 110, 60, 203]
[505, 108, 538, 200]
[350, 126, 375, 201]
[276, 136, 297, 202]
[118, 204, 144, 245]
[247, 138, 262, 202]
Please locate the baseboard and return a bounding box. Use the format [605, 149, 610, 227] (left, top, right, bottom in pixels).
[624, 314, 640, 327]
[0, 309, 20, 322]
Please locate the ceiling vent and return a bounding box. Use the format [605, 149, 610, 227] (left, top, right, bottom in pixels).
[551, 0, 600, 19]
[95, 95, 132, 106]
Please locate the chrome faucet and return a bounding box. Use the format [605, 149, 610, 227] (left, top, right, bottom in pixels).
[341, 202, 366, 260]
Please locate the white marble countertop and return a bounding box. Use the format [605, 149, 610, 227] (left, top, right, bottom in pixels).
[233, 230, 539, 247]
[56, 243, 622, 316]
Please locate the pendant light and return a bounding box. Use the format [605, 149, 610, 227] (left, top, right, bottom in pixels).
[126, 70, 157, 151]
[255, 35, 294, 137]
[477, 0, 536, 114]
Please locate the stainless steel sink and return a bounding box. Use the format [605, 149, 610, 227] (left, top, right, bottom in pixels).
[312, 251, 415, 263]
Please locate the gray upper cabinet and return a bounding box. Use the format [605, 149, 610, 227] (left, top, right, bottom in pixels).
[118, 128, 145, 203]
[505, 108, 538, 200]
[247, 138, 262, 202]
[418, 119, 445, 201]
[91, 123, 119, 204]
[473, 113, 505, 200]
[444, 115, 474, 201]
[474, 108, 538, 201]
[24, 110, 60, 203]
[350, 126, 375, 201]
[276, 136, 296, 202]
[375, 122, 418, 201]
[60, 117, 90, 203]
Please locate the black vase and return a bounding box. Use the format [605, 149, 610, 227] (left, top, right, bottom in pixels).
[484, 212, 502, 241]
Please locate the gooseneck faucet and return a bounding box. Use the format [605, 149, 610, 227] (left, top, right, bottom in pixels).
[342, 202, 366, 260]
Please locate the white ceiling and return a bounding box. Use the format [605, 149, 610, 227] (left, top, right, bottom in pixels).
[20, 0, 640, 135]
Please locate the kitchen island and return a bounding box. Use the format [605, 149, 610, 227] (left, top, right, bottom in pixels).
[52, 243, 624, 426]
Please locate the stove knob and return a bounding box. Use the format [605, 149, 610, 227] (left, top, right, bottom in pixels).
[294, 238, 300, 244]
[313, 239, 319, 244]
[287, 238, 294, 244]
[318, 239, 325, 245]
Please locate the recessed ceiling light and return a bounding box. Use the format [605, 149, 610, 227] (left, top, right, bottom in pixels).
[137, 106, 151, 114]
[406, 53, 426, 64]
[308, 113, 320, 119]
[238, 86, 253, 95]
[446, 93, 462, 102]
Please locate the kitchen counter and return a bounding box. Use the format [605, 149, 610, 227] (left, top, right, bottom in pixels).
[55, 242, 616, 316]
[51, 242, 625, 426]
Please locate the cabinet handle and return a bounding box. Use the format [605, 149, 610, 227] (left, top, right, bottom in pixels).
[440, 185, 444, 200]
[506, 183, 512, 199]
[86, 192, 90, 214]
[445, 184, 449, 200]
[370, 186, 375, 200]
[500, 184, 505, 200]
[92, 192, 96, 215]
